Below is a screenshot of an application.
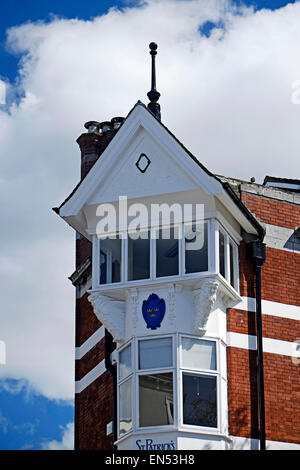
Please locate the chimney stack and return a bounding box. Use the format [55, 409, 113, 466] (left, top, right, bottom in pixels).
[77, 117, 124, 179]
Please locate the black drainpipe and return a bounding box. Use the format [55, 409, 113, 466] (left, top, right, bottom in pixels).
[251, 241, 266, 451]
[105, 328, 118, 450]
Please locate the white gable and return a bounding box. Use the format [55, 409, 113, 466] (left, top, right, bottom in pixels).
[58, 103, 260, 238]
[60, 104, 222, 216]
[87, 126, 200, 204]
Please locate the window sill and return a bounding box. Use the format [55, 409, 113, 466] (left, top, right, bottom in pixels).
[89, 272, 241, 305]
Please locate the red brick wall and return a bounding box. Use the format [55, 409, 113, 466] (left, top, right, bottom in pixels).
[75, 295, 116, 450]
[227, 348, 259, 439]
[227, 347, 300, 443]
[75, 339, 105, 381]
[228, 189, 300, 445]
[76, 237, 92, 267]
[261, 247, 300, 306]
[75, 371, 114, 450]
[227, 309, 300, 343]
[242, 192, 300, 229]
[75, 293, 101, 347]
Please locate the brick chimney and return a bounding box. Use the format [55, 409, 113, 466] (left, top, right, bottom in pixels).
[75, 117, 124, 266]
[77, 117, 124, 179]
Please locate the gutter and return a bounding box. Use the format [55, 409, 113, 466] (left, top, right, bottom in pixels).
[104, 329, 118, 450]
[221, 181, 265, 240]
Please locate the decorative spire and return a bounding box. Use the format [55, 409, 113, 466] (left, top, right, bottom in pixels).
[147, 42, 161, 120]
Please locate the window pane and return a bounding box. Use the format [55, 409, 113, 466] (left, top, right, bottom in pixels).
[182, 338, 216, 370]
[156, 227, 179, 277]
[185, 222, 208, 273]
[183, 374, 217, 428]
[230, 243, 235, 288]
[139, 373, 173, 427]
[139, 338, 172, 370]
[128, 232, 150, 281]
[100, 236, 121, 284]
[119, 344, 131, 380]
[219, 230, 225, 278]
[119, 378, 132, 436]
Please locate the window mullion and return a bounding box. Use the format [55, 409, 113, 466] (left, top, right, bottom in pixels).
[122, 232, 127, 283]
[209, 219, 217, 273]
[225, 234, 230, 282]
[92, 235, 99, 289]
[234, 244, 240, 292]
[150, 228, 156, 279]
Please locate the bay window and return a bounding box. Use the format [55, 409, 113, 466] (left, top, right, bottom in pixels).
[117, 335, 221, 440]
[94, 219, 239, 292]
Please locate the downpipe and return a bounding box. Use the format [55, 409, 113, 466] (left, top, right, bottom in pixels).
[251, 241, 266, 451]
[105, 328, 118, 450]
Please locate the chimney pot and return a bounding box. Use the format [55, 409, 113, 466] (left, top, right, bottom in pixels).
[84, 121, 101, 133]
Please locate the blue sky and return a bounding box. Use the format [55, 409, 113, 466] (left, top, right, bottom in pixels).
[0, 0, 298, 451]
[0, 0, 294, 81]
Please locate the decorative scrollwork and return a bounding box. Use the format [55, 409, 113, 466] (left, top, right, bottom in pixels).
[88, 292, 126, 344]
[192, 278, 219, 335]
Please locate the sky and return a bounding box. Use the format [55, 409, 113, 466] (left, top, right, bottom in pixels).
[0, 0, 299, 451]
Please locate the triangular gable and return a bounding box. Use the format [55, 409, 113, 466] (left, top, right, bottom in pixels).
[59, 102, 222, 217]
[56, 102, 264, 239]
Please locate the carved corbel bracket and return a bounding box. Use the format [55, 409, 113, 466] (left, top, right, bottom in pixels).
[192, 278, 219, 336]
[88, 292, 126, 344]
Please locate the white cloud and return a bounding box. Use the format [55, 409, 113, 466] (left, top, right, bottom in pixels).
[0, 80, 6, 104]
[41, 422, 74, 450]
[0, 0, 300, 400]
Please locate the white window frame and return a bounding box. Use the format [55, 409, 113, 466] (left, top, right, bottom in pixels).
[92, 219, 240, 295]
[125, 229, 151, 283]
[136, 334, 177, 432]
[178, 334, 220, 433]
[93, 220, 212, 287]
[116, 334, 227, 442]
[117, 340, 134, 439]
[154, 224, 182, 280]
[183, 220, 210, 277]
[217, 222, 239, 292]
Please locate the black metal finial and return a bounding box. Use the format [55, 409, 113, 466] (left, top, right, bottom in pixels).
[147, 42, 161, 120]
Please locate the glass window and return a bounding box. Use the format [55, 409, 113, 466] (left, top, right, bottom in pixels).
[181, 338, 216, 371]
[183, 374, 217, 428]
[156, 226, 179, 278]
[119, 344, 131, 381]
[230, 242, 235, 288]
[128, 232, 150, 281]
[185, 222, 208, 273]
[139, 338, 172, 370]
[100, 236, 121, 284]
[219, 230, 225, 278]
[139, 373, 173, 427]
[119, 378, 133, 436]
